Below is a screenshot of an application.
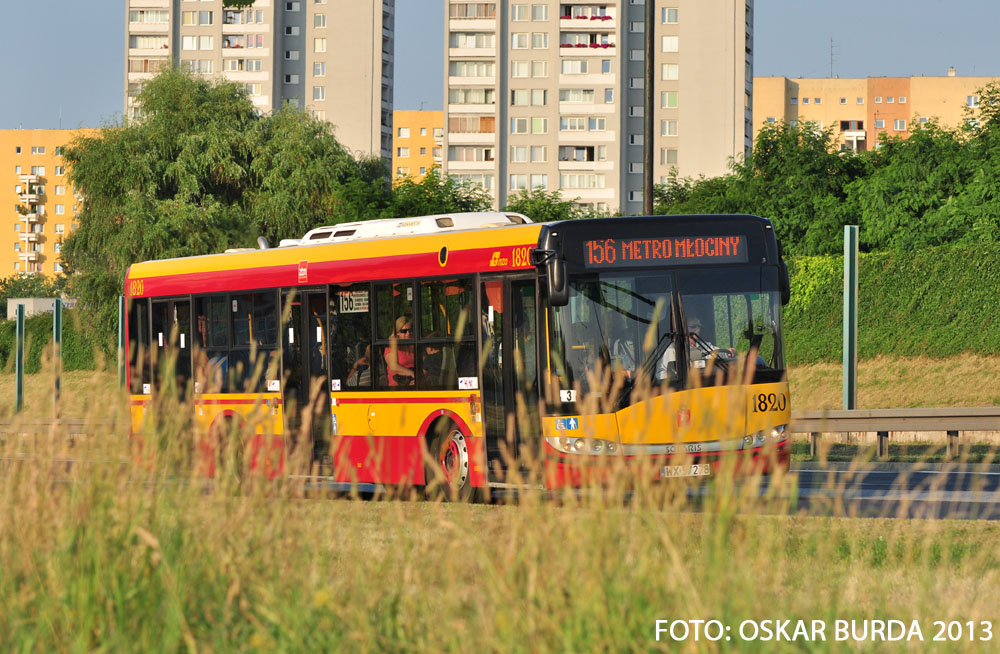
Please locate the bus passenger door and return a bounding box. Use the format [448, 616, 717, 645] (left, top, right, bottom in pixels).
[480, 277, 541, 481]
[151, 298, 192, 399]
[281, 289, 331, 465]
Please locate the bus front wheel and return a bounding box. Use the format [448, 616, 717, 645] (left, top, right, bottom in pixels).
[425, 423, 476, 502]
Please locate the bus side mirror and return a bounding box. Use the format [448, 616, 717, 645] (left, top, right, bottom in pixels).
[778, 259, 790, 306]
[547, 259, 569, 306]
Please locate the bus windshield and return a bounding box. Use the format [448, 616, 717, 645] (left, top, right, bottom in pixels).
[547, 266, 784, 410]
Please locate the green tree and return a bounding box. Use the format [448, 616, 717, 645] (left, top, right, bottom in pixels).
[382, 168, 491, 218]
[502, 187, 584, 222]
[62, 70, 359, 338]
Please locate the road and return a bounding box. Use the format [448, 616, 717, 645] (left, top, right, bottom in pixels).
[774, 465, 1000, 520]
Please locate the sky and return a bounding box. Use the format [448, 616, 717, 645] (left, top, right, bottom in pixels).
[1, 0, 999, 128]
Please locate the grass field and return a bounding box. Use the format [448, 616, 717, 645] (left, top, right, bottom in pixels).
[1, 357, 999, 651]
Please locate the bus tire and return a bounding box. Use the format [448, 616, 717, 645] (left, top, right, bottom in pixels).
[425, 421, 477, 502]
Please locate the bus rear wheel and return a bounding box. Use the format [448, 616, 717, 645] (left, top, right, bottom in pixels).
[425, 423, 477, 502]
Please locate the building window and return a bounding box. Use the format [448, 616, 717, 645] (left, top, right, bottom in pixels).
[511, 146, 528, 162]
[789, 98, 797, 105]
[510, 174, 527, 190]
[54, 146, 65, 156]
[528, 174, 547, 189]
[561, 60, 587, 74]
[559, 117, 586, 131]
[512, 4, 528, 20]
[15, 147, 21, 154]
[420, 128, 427, 136]
[55, 204, 65, 215]
[285, 26, 300, 36]
[397, 147, 409, 157]
[662, 7, 678, 23]
[314, 13, 326, 27]
[601, 59, 611, 74]
[511, 118, 529, 134]
[968, 96, 980, 108]
[313, 86, 325, 101]
[661, 119, 678, 136]
[397, 127, 410, 138]
[199, 10, 213, 24]
[629, 134, 644, 146]
[314, 38, 326, 52]
[531, 117, 547, 134]
[661, 35, 678, 52]
[874, 96, 882, 103]
[661, 91, 678, 108]
[628, 191, 643, 202]
[559, 89, 594, 103]
[31, 166, 45, 175]
[814, 98, 821, 104]
[55, 166, 65, 176]
[894, 119, 906, 131]
[54, 262, 63, 274]
[55, 185, 65, 196]
[396, 167, 409, 176]
[531, 89, 546, 105]
[55, 224, 65, 234]
[588, 117, 605, 131]
[531, 32, 548, 48]
[31, 146, 45, 155]
[840, 97, 847, 105]
[285, 74, 300, 84]
[629, 106, 643, 117]
[629, 49, 643, 61]
[512, 33, 529, 49]
[531, 4, 548, 20]
[531, 61, 547, 77]
[661, 63, 678, 80]
[802, 98, 809, 105]
[531, 146, 546, 162]
[511, 61, 529, 77]
[887, 96, 894, 104]
[314, 62, 326, 77]
[285, 1, 300, 10]
[874, 119, 885, 129]
[899, 96, 906, 103]
[629, 21, 644, 33]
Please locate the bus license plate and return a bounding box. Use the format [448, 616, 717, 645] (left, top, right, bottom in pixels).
[661, 464, 712, 478]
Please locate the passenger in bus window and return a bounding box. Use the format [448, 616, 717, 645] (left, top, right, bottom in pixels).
[385, 316, 416, 386]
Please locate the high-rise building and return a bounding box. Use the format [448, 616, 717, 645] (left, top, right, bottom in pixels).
[442, 0, 753, 213]
[1, 129, 99, 278]
[125, 0, 395, 160]
[392, 110, 444, 180]
[754, 69, 997, 152]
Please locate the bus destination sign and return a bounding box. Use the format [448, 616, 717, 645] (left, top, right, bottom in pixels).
[583, 235, 749, 267]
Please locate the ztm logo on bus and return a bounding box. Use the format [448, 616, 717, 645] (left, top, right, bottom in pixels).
[489, 247, 531, 269]
[298, 260, 308, 283]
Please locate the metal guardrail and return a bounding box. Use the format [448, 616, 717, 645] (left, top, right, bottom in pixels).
[789, 407, 1000, 458]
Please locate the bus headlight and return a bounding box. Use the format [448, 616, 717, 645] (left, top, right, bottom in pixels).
[548, 437, 621, 455]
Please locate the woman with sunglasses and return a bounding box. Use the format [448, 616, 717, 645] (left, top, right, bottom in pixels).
[385, 316, 416, 386]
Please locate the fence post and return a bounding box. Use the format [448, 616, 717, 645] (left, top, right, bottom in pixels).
[810, 432, 820, 457]
[946, 430, 960, 459]
[53, 298, 62, 421]
[15, 304, 25, 413]
[118, 296, 126, 390]
[843, 225, 859, 410]
[877, 431, 889, 459]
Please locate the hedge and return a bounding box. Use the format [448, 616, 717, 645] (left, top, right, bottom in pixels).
[784, 241, 1000, 365]
[0, 309, 104, 374]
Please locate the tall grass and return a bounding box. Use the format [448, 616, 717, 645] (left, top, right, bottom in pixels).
[1, 372, 999, 652]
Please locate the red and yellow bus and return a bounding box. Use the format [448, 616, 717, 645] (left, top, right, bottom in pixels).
[125, 212, 791, 495]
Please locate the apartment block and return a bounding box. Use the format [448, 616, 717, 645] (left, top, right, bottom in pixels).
[1, 130, 99, 278]
[442, 0, 753, 213]
[754, 68, 998, 152]
[125, 0, 395, 159]
[393, 110, 444, 180]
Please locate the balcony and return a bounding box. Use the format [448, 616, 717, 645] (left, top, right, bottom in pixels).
[19, 174, 39, 184]
[21, 211, 41, 224]
[18, 251, 40, 263]
[19, 231, 39, 244]
[19, 189, 39, 203]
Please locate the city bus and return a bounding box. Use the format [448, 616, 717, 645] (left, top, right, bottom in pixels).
[125, 211, 791, 495]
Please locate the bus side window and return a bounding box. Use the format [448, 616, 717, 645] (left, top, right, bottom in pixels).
[194, 296, 229, 393]
[229, 291, 279, 392]
[330, 283, 372, 390]
[374, 282, 414, 389]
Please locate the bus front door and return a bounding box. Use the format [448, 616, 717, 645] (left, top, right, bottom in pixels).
[281, 289, 331, 467]
[151, 297, 192, 399]
[480, 276, 540, 482]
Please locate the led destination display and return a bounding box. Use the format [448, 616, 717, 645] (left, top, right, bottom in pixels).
[582, 235, 749, 267]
